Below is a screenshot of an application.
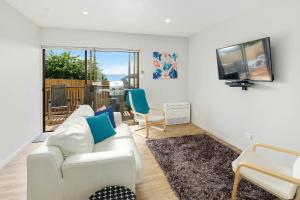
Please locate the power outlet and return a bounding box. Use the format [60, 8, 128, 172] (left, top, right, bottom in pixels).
[244, 132, 253, 141]
[140, 70, 145, 79]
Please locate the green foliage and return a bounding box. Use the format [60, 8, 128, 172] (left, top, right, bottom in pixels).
[45, 51, 85, 79]
[45, 50, 107, 81]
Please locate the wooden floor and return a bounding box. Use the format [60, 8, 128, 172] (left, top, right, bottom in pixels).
[0, 124, 239, 200]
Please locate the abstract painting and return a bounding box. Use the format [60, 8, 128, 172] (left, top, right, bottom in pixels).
[153, 52, 178, 79]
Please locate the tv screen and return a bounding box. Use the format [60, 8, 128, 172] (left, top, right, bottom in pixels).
[216, 37, 273, 81]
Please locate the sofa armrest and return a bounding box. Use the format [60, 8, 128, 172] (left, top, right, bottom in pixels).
[62, 150, 136, 200]
[27, 145, 64, 200]
[114, 112, 122, 126]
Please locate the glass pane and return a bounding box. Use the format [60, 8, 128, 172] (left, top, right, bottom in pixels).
[44, 48, 86, 131]
[92, 51, 139, 121]
[43, 48, 139, 131]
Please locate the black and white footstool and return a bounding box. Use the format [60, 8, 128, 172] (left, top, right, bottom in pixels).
[88, 186, 136, 200]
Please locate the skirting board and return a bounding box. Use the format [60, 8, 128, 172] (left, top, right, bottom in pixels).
[195, 122, 244, 151]
[0, 133, 41, 169]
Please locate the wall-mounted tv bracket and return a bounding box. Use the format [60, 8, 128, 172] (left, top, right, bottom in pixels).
[225, 80, 254, 90]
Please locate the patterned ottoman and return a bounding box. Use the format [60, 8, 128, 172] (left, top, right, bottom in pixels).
[88, 186, 136, 200]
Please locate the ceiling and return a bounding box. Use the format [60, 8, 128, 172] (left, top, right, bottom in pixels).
[6, 0, 270, 37]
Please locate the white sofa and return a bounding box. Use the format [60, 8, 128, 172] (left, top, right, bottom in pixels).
[27, 105, 143, 200]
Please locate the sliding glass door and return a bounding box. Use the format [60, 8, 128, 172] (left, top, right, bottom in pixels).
[90, 51, 139, 113]
[43, 48, 139, 132]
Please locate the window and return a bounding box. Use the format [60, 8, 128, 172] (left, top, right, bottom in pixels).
[43, 48, 139, 132]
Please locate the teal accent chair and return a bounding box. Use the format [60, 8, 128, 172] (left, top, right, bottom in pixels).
[128, 89, 166, 138]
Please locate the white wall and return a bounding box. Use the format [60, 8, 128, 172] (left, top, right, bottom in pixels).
[188, 0, 300, 152]
[40, 28, 189, 107]
[4, 0, 298, 167]
[0, 1, 41, 167]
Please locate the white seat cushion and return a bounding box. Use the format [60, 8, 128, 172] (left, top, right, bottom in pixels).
[94, 138, 143, 183]
[136, 114, 164, 123]
[293, 157, 300, 179]
[232, 150, 297, 199]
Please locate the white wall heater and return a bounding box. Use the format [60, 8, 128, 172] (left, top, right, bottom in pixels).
[164, 102, 190, 125]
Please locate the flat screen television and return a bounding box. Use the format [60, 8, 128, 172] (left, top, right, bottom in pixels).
[216, 37, 273, 82]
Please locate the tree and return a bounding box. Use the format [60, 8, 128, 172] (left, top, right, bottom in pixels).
[45, 50, 107, 81]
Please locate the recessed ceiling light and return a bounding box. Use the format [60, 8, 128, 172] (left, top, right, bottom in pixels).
[165, 19, 171, 23]
[82, 11, 89, 16]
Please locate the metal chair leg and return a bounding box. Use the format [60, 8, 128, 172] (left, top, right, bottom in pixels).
[48, 102, 52, 121]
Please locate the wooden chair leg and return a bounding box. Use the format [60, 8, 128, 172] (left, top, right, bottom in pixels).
[145, 126, 150, 138]
[231, 173, 242, 200]
[294, 188, 300, 200]
[162, 120, 166, 131]
[134, 126, 146, 132]
[145, 116, 150, 138]
[67, 101, 70, 117]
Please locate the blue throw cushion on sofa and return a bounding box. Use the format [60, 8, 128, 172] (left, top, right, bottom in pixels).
[95, 106, 116, 128]
[86, 112, 116, 144]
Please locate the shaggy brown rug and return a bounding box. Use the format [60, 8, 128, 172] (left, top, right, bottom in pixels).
[146, 134, 276, 200]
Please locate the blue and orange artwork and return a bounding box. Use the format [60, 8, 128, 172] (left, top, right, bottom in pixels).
[153, 51, 178, 79]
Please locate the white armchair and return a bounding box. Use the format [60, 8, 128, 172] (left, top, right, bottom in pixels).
[231, 143, 300, 200]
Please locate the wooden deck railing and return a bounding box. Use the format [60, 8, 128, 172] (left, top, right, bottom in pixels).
[44, 79, 131, 129]
[45, 86, 115, 113]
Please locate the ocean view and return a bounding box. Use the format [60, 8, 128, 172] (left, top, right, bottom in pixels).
[105, 74, 127, 82]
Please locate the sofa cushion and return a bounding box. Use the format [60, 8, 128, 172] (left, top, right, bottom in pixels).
[86, 113, 116, 144]
[113, 112, 122, 126]
[96, 105, 107, 112]
[95, 106, 116, 128]
[113, 124, 133, 139]
[47, 105, 95, 158]
[70, 105, 94, 118]
[96, 123, 133, 141]
[47, 117, 94, 158]
[94, 138, 143, 183]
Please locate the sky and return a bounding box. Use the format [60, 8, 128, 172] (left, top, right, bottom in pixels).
[48, 49, 130, 75]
